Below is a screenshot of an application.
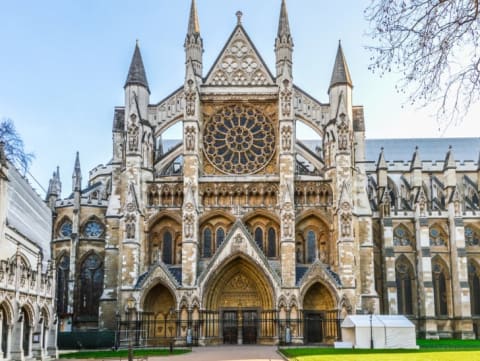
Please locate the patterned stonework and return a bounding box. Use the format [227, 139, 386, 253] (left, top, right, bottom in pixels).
[205, 27, 274, 86]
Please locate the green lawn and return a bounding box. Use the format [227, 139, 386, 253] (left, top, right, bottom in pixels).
[59, 348, 191, 359]
[280, 340, 480, 361]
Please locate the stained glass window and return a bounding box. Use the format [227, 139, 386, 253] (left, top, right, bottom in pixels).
[396, 260, 413, 315]
[307, 230, 316, 263]
[162, 231, 173, 264]
[77, 253, 104, 320]
[267, 228, 276, 258]
[60, 221, 72, 238]
[84, 221, 104, 238]
[203, 228, 212, 258]
[216, 228, 225, 249]
[255, 228, 264, 251]
[56, 255, 70, 315]
[203, 105, 275, 175]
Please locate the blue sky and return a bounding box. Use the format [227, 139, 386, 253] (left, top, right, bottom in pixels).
[0, 0, 478, 197]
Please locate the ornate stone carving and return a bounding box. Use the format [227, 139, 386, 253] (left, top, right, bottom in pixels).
[340, 213, 352, 237]
[128, 114, 139, 152]
[125, 214, 136, 239]
[185, 126, 196, 152]
[185, 79, 196, 117]
[281, 125, 292, 152]
[184, 214, 194, 239]
[206, 30, 272, 86]
[280, 79, 292, 117]
[282, 213, 294, 238]
[203, 104, 276, 175]
[337, 114, 349, 151]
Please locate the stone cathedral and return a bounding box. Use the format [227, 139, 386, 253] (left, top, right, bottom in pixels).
[47, 0, 480, 345]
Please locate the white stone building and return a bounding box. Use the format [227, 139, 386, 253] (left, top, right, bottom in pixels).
[0, 142, 57, 359]
[49, 0, 480, 345]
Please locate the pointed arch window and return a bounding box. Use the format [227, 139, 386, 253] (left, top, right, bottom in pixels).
[306, 230, 317, 263]
[393, 226, 412, 247]
[162, 231, 173, 264]
[59, 220, 72, 238]
[267, 227, 276, 258]
[432, 261, 448, 316]
[77, 253, 104, 320]
[468, 261, 480, 315]
[203, 228, 212, 258]
[465, 227, 480, 247]
[396, 259, 413, 315]
[216, 228, 225, 249]
[56, 254, 70, 315]
[255, 228, 264, 251]
[429, 226, 447, 246]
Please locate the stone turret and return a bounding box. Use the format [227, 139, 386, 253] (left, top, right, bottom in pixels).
[46, 166, 61, 210]
[329, 41, 353, 121]
[410, 147, 422, 188]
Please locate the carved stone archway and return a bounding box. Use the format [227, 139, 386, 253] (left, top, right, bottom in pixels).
[204, 257, 274, 311]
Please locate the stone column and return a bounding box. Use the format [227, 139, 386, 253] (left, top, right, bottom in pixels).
[10, 315, 23, 361]
[381, 218, 397, 314]
[415, 216, 438, 338]
[278, 78, 295, 288]
[182, 77, 200, 287]
[448, 212, 474, 339]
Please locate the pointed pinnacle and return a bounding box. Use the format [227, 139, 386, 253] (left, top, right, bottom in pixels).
[377, 147, 387, 170]
[188, 0, 200, 34]
[329, 41, 353, 90]
[444, 145, 456, 170]
[74, 151, 81, 171]
[124, 42, 150, 93]
[277, 0, 291, 37]
[411, 146, 422, 170]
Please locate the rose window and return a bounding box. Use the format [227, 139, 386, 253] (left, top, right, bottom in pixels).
[203, 105, 276, 175]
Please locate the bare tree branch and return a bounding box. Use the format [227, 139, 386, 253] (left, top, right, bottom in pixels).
[0, 118, 34, 174]
[365, 0, 480, 128]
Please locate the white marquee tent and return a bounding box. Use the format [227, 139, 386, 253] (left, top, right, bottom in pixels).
[341, 315, 417, 349]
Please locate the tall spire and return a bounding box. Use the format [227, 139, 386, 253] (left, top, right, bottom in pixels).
[185, 0, 203, 79]
[46, 166, 62, 202]
[187, 0, 200, 35]
[329, 41, 353, 90]
[277, 0, 291, 38]
[444, 145, 456, 170]
[124, 41, 150, 93]
[275, 0, 293, 78]
[72, 152, 82, 192]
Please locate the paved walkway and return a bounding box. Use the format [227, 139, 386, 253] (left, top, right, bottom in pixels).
[150, 346, 285, 361]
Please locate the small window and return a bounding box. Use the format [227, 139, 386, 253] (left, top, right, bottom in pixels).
[216, 228, 225, 248]
[307, 230, 317, 263]
[267, 228, 276, 258]
[255, 228, 264, 251]
[203, 228, 212, 258]
[162, 231, 173, 264]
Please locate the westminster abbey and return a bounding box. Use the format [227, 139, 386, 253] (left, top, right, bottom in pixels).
[47, 0, 480, 345]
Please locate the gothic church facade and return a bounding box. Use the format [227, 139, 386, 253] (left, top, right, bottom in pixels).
[48, 0, 480, 344]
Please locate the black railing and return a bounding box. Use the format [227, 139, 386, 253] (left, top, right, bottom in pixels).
[115, 311, 343, 348]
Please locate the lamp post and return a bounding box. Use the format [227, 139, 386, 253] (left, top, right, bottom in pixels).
[369, 311, 373, 349]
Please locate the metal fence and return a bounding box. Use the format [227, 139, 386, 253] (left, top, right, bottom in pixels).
[115, 311, 343, 348]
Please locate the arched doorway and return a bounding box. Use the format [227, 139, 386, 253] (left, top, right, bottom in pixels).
[142, 283, 176, 346]
[203, 257, 275, 345]
[302, 282, 337, 344]
[21, 308, 31, 357]
[0, 304, 10, 359]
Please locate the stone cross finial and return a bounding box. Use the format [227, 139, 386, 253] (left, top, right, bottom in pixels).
[236, 11, 243, 25]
